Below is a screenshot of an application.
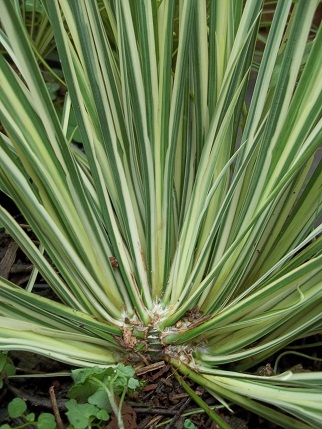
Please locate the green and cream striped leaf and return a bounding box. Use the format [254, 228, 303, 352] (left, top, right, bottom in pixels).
[199, 370, 322, 428]
[0, 318, 119, 367]
[0, 1, 321, 426]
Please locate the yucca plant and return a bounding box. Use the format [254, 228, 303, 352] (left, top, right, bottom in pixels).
[0, 0, 322, 427]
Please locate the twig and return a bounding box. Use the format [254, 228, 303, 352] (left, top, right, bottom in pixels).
[135, 361, 165, 376]
[126, 405, 177, 416]
[49, 385, 64, 429]
[164, 397, 191, 429]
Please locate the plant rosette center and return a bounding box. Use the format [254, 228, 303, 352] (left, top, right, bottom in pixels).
[117, 307, 205, 365]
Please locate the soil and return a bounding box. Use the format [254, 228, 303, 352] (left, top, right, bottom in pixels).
[0, 197, 321, 429]
[0, 351, 253, 429]
[1, 346, 319, 429]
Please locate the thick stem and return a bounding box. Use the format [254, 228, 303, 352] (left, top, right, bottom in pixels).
[92, 377, 124, 429]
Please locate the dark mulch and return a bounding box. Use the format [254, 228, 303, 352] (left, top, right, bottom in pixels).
[0, 350, 257, 429]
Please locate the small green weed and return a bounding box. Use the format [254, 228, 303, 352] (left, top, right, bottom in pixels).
[0, 363, 141, 429]
[0, 398, 56, 429]
[183, 419, 196, 429]
[66, 364, 140, 429]
[0, 352, 16, 389]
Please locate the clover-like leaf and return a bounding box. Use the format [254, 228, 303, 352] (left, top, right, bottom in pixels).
[37, 413, 56, 429]
[88, 387, 111, 412]
[65, 399, 102, 429]
[8, 398, 27, 418]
